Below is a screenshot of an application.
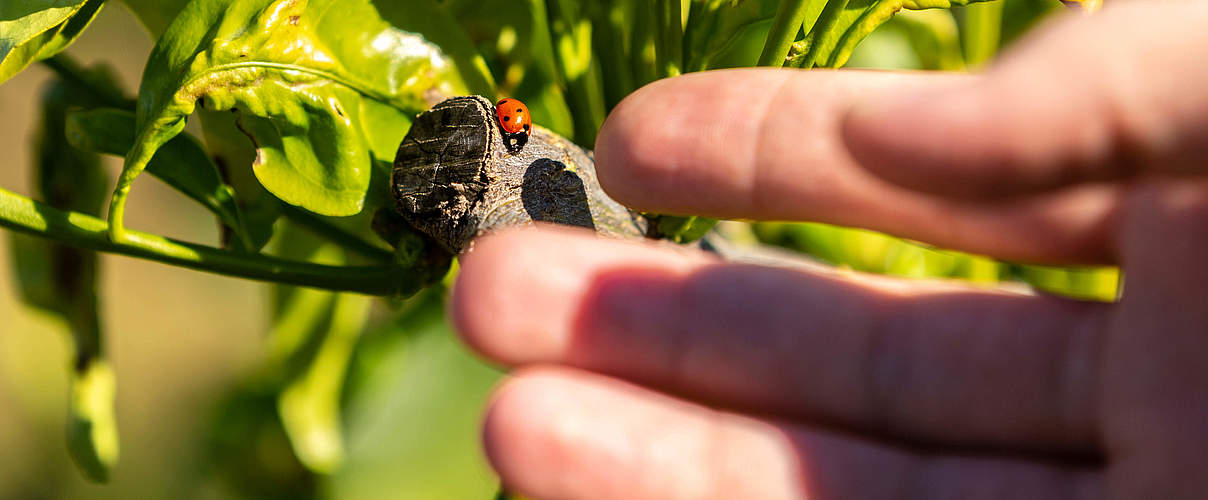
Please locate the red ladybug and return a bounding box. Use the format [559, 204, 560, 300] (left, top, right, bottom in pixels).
[495, 98, 530, 152]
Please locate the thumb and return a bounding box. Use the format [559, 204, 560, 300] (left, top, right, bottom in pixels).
[842, 1, 1208, 200]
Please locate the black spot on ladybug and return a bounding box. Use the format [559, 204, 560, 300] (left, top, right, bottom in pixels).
[523, 124, 530, 131]
[503, 116, 510, 122]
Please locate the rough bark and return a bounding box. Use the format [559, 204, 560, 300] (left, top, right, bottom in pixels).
[392, 96, 648, 253]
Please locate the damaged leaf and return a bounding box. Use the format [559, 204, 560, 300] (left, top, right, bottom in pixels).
[109, 0, 470, 242]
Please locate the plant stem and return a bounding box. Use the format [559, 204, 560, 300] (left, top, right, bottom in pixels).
[797, 0, 828, 54]
[590, 0, 636, 111]
[0, 186, 423, 295]
[681, 0, 718, 72]
[791, 0, 851, 69]
[545, 0, 607, 146]
[628, 0, 659, 86]
[279, 205, 393, 262]
[758, 0, 824, 67]
[654, 0, 683, 77]
[962, 0, 1003, 67]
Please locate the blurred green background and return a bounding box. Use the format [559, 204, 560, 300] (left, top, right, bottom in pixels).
[0, 1, 1118, 499]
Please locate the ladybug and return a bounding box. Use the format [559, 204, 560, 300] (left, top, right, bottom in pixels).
[495, 98, 530, 153]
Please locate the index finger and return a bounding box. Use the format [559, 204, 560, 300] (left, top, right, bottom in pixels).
[595, 69, 1123, 265]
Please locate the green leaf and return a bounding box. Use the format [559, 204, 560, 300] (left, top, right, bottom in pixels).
[196, 108, 282, 251]
[791, 0, 853, 68]
[1014, 264, 1120, 302]
[27, 0, 104, 59]
[893, 9, 966, 70]
[961, 0, 1003, 66]
[0, 0, 105, 85]
[264, 222, 372, 473]
[545, 0, 607, 146]
[628, 0, 659, 84]
[1000, 0, 1062, 48]
[757, 0, 827, 67]
[512, 0, 577, 137]
[654, 215, 718, 244]
[373, 0, 495, 97]
[653, 0, 684, 77]
[331, 297, 501, 499]
[754, 221, 1118, 301]
[683, 0, 780, 71]
[12, 69, 115, 313]
[10, 234, 56, 310]
[116, 0, 189, 37]
[9, 74, 118, 482]
[585, 0, 635, 110]
[66, 108, 257, 248]
[201, 386, 318, 498]
[848, 9, 966, 70]
[109, 0, 470, 242]
[277, 291, 372, 473]
[67, 359, 120, 482]
[444, 0, 575, 136]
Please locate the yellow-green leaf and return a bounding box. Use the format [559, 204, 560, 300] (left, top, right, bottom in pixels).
[109, 0, 470, 242]
[0, 0, 105, 85]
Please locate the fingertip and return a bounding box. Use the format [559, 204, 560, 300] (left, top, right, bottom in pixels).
[482, 367, 812, 500]
[481, 367, 575, 492]
[448, 230, 507, 358]
[484, 367, 639, 499]
[449, 227, 580, 364]
[595, 77, 691, 209]
[595, 69, 798, 214]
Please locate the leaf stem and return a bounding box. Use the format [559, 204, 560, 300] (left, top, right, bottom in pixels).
[962, 0, 1003, 67]
[628, 0, 659, 86]
[757, 0, 821, 67]
[545, 0, 607, 146]
[0, 186, 423, 295]
[279, 205, 393, 262]
[791, 0, 852, 69]
[654, 0, 683, 77]
[590, 1, 637, 111]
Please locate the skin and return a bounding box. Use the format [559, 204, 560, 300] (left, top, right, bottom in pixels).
[450, 2, 1208, 499]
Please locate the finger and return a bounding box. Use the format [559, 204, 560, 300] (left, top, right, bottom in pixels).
[843, 2, 1208, 199]
[595, 69, 1124, 265]
[486, 367, 1102, 500]
[452, 227, 1110, 452]
[1105, 180, 1208, 498]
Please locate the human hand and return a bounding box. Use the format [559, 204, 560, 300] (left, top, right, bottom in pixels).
[451, 2, 1208, 499]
